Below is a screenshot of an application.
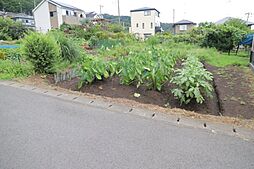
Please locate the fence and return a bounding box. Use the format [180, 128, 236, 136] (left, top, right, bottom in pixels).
[53, 69, 77, 84]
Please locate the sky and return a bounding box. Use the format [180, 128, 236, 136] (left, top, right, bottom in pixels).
[61, 0, 254, 23]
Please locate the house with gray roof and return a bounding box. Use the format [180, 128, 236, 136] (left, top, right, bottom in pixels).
[0, 11, 35, 28]
[173, 20, 196, 34]
[33, 0, 85, 33]
[215, 17, 254, 28]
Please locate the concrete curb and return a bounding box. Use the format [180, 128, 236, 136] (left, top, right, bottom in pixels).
[1, 80, 254, 142]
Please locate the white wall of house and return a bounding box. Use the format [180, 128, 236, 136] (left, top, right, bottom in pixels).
[57, 6, 63, 27]
[33, 0, 51, 33]
[130, 10, 160, 39]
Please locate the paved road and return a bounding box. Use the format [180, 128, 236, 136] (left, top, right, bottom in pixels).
[0, 84, 254, 169]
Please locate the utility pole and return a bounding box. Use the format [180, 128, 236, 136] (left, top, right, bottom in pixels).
[117, 0, 120, 24]
[245, 12, 252, 22]
[173, 9, 175, 23]
[99, 5, 104, 15]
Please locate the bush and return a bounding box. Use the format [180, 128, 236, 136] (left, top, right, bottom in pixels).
[22, 32, 60, 73]
[0, 17, 28, 40]
[0, 60, 34, 79]
[171, 56, 213, 104]
[48, 30, 80, 62]
[202, 25, 246, 54]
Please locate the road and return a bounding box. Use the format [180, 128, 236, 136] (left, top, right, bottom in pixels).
[0, 84, 254, 169]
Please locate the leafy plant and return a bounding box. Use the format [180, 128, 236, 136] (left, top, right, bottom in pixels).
[171, 56, 213, 104]
[22, 32, 61, 73]
[77, 55, 117, 88]
[48, 30, 80, 62]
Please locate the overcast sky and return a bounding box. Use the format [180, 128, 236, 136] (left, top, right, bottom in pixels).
[61, 0, 254, 23]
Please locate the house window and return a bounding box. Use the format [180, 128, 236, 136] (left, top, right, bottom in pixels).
[26, 20, 29, 23]
[179, 25, 187, 31]
[144, 10, 151, 16]
[151, 22, 153, 29]
[66, 10, 69, 16]
[80, 14, 83, 18]
[136, 23, 138, 28]
[50, 12, 54, 17]
[142, 23, 145, 29]
[74, 12, 77, 16]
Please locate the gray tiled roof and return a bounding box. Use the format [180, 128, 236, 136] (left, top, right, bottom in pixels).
[215, 17, 254, 26]
[50, 0, 84, 11]
[174, 20, 196, 25]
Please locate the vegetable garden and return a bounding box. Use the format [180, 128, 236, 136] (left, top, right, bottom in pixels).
[1, 18, 254, 119]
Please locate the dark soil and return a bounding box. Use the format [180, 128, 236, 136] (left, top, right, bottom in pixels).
[56, 76, 220, 116]
[205, 64, 254, 119]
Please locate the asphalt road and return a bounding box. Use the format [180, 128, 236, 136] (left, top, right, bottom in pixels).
[0, 84, 254, 169]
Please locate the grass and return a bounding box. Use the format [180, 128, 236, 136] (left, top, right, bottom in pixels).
[206, 53, 249, 67]
[193, 48, 250, 67]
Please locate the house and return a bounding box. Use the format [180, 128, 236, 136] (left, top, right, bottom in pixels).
[86, 12, 103, 20]
[129, 7, 162, 39]
[173, 20, 196, 34]
[33, 0, 85, 33]
[215, 17, 254, 28]
[0, 11, 35, 28]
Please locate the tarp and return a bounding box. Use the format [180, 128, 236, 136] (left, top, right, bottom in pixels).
[240, 34, 254, 45]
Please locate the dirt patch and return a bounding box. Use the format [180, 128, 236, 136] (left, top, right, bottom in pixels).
[206, 64, 254, 119]
[56, 76, 219, 116]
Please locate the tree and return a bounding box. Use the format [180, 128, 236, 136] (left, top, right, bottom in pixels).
[0, 17, 28, 40]
[202, 25, 246, 54]
[0, 0, 41, 14]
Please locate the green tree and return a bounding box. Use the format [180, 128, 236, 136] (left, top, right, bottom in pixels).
[0, 17, 28, 40]
[0, 0, 41, 14]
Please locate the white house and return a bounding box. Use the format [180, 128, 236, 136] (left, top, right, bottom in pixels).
[33, 0, 85, 33]
[129, 7, 162, 39]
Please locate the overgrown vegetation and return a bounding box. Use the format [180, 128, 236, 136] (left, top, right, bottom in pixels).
[0, 17, 28, 40]
[1, 18, 251, 106]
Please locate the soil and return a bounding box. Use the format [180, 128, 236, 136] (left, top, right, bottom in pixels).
[55, 76, 220, 116]
[54, 64, 254, 119]
[205, 64, 254, 119]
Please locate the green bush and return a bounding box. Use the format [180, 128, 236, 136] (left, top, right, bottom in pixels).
[0, 17, 28, 40]
[22, 32, 60, 73]
[0, 60, 34, 79]
[202, 25, 246, 54]
[171, 56, 213, 104]
[48, 30, 80, 62]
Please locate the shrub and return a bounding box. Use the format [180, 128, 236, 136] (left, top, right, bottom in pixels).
[202, 25, 246, 54]
[48, 30, 80, 62]
[22, 32, 60, 73]
[171, 56, 213, 104]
